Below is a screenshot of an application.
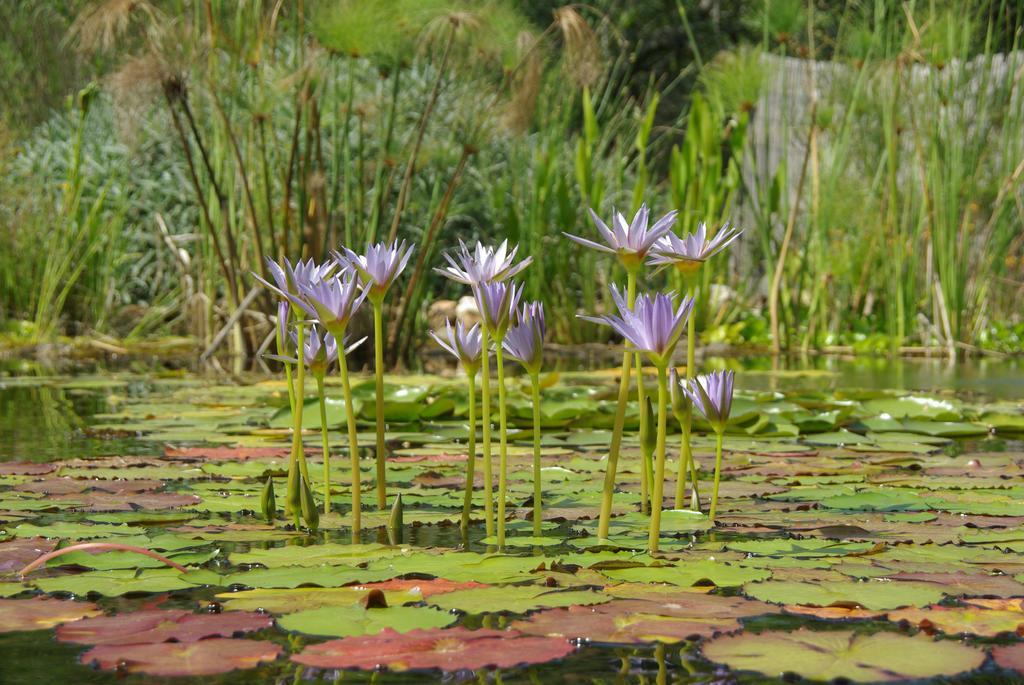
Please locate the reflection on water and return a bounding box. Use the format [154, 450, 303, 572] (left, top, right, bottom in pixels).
[0, 376, 161, 462]
[729, 355, 1024, 399]
[0, 354, 1020, 463]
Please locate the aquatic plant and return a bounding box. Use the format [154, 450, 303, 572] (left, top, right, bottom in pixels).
[503, 300, 546, 535]
[474, 279, 524, 546]
[336, 240, 414, 509]
[429, 319, 483, 535]
[564, 204, 676, 540]
[583, 287, 695, 551]
[683, 370, 735, 524]
[255, 260, 317, 527]
[436, 241, 531, 539]
[300, 272, 369, 531]
[650, 222, 742, 510]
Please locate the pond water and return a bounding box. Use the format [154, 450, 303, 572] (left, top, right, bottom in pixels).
[1, 355, 1023, 684]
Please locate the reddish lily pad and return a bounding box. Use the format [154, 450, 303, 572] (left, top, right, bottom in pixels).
[0, 463, 58, 476]
[56, 608, 273, 645]
[292, 627, 575, 671]
[81, 638, 282, 676]
[164, 445, 291, 461]
[53, 491, 201, 512]
[512, 593, 778, 644]
[0, 597, 102, 632]
[883, 571, 1024, 598]
[993, 643, 1024, 674]
[14, 478, 164, 495]
[0, 537, 58, 576]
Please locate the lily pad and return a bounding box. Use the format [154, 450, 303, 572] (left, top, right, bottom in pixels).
[702, 628, 984, 682]
[56, 609, 273, 645]
[291, 627, 575, 671]
[80, 638, 282, 676]
[743, 580, 946, 610]
[0, 597, 102, 632]
[278, 604, 455, 637]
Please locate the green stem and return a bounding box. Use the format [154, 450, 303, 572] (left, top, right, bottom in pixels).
[636, 351, 649, 514]
[461, 370, 477, 536]
[480, 326, 494, 537]
[278, 323, 296, 519]
[647, 364, 669, 553]
[372, 301, 387, 509]
[675, 284, 700, 510]
[338, 351, 361, 540]
[530, 372, 542, 536]
[495, 338, 509, 547]
[710, 430, 724, 523]
[596, 270, 637, 540]
[315, 375, 330, 515]
[288, 324, 308, 528]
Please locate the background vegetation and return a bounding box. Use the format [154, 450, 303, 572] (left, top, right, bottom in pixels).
[2, 0, 1023, 366]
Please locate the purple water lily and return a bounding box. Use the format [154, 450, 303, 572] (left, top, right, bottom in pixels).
[276, 301, 291, 351]
[254, 257, 332, 316]
[430, 320, 484, 373]
[473, 280, 523, 338]
[682, 369, 735, 432]
[334, 240, 414, 302]
[435, 240, 533, 286]
[564, 204, 677, 271]
[581, 285, 695, 367]
[502, 301, 545, 375]
[299, 272, 368, 338]
[648, 222, 742, 273]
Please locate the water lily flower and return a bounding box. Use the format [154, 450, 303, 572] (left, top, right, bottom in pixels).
[333, 240, 413, 511]
[299, 272, 368, 338]
[334, 240, 414, 303]
[254, 256, 332, 315]
[648, 222, 742, 274]
[683, 370, 735, 434]
[564, 204, 677, 272]
[435, 242, 531, 540]
[502, 301, 545, 377]
[435, 239, 533, 286]
[297, 325, 338, 379]
[429, 319, 483, 534]
[580, 285, 695, 368]
[681, 369, 735, 523]
[430, 320, 483, 374]
[473, 280, 523, 339]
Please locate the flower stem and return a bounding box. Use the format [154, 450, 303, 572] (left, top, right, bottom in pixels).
[338, 351, 361, 540]
[710, 430, 724, 523]
[372, 300, 387, 509]
[278, 329, 296, 520]
[479, 325, 494, 538]
[675, 284, 700, 510]
[288, 324, 308, 528]
[461, 370, 477, 536]
[636, 354, 649, 514]
[596, 270, 637, 540]
[647, 364, 669, 553]
[315, 375, 330, 515]
[495, 338, 509, 547]
[530, 372, 542, 536]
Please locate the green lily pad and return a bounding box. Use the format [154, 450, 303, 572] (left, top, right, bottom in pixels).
[702, 628, 984, 682]
[278, 604, 455, 637]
